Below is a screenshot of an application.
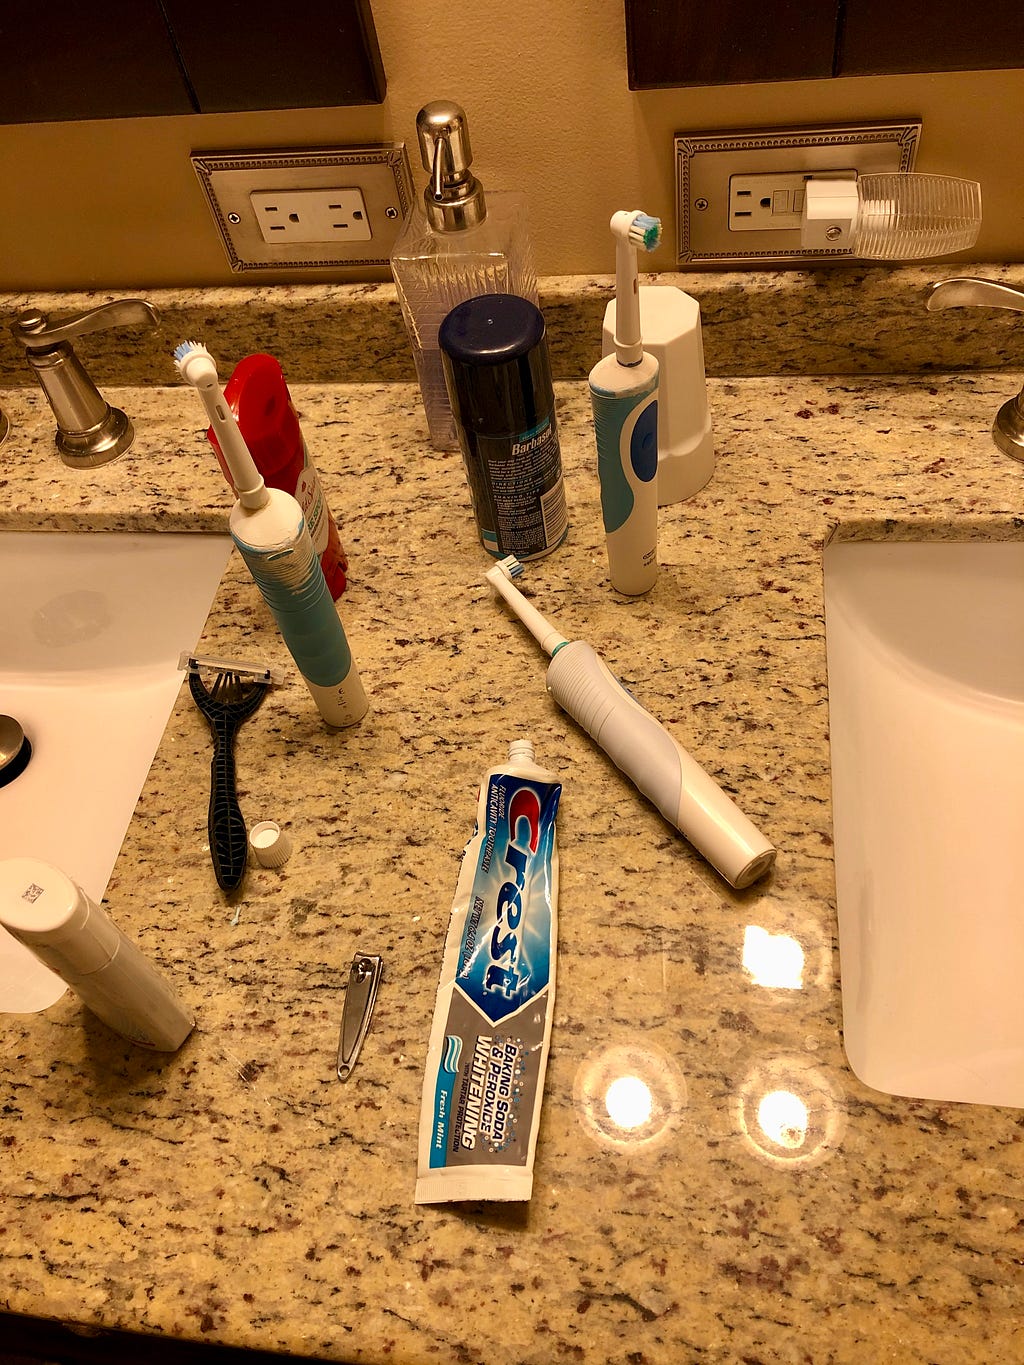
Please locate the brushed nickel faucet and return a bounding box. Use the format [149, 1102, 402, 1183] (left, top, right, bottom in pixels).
[11, 299, 160, 468]
[927, 276, 1024, 462]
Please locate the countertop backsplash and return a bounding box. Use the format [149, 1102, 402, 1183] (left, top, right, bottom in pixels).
[2, 263, 1023, 390]
[1, 266, 1023, 1365]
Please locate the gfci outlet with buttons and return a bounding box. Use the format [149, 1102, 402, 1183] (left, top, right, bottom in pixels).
[727, 171, 858, 232]
[675, 120, 921, 265]
[191, 146, 414, 272]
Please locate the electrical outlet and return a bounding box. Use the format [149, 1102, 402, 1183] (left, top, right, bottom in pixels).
[730, 172, 810, 231]
[191, 146, 414, 271]
[675, 121, 921, 265]
[728, 170, 857, 231]
[250, 188, 373, 245]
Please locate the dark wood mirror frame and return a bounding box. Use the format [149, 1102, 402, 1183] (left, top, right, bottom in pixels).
[0, 0, 385, 125]
[625, 0, 1024, 87]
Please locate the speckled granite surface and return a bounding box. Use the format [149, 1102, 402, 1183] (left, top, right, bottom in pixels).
[1, 263, 1023, 388]
[1, 276, 1023, 1364]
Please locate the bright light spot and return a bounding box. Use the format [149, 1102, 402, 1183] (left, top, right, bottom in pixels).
[757, 1089, 809, 1150]
[743, 925, 804, 989]
[575, 1045, 686, 1151]
[605, 1074, 653, 1130]
[735, 1058, 844, 1169]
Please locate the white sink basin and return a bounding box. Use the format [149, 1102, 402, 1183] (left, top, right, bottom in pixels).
[823, 538, 1024, 1107]
[0, 530, 231, 1010]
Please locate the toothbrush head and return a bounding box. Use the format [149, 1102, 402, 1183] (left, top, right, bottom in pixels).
[610, 210, 662, 253]
[483, 555, 569, 656]
[484, 555, 524, 592]
[494, 554, 524, 581]
[172, 340, 218, 386]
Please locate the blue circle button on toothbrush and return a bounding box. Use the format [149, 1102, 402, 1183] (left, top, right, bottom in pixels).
[632, 403, 659, 481]
[589, 210, 663, 596]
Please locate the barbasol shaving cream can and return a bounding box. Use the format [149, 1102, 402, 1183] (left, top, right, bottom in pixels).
[440, 294, 569, 561]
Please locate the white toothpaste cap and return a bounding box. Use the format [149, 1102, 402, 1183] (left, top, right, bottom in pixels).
[248, 821, 293, 869]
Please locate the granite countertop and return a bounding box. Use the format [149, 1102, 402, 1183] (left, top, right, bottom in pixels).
[1, 271, 1023, 1364]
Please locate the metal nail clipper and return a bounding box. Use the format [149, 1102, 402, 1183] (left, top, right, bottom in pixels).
[337, 953, 383, 1081]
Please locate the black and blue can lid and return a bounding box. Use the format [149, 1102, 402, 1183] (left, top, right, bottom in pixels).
[439, 293, 555, 436]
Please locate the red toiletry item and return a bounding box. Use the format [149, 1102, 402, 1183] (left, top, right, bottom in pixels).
[207, 353, 348, 598]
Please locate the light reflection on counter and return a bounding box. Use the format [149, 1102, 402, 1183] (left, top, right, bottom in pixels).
[742, 915, 834, 992]
[605, 1073, 654, 1129]
[574, 1043, 687, 1151]
[742, 925, 805, 989]
[734, 1055, 846, 1169]
[758, 1088, 809, 1148]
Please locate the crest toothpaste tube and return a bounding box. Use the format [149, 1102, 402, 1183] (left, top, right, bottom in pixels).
[416, 739, 561, 1203]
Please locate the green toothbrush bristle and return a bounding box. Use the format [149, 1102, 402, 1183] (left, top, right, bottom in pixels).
[632, 213, 662, 251]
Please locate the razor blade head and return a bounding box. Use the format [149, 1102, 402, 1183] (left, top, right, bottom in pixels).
[178, 652, 285, 685]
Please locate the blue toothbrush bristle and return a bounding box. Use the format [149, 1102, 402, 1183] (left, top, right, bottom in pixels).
[629, 213, 662, 252]
[498, 555, 524, 580]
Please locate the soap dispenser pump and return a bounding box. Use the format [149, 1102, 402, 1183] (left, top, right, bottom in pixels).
[390, 100, 539, 450]
[418, 101, 486, 232]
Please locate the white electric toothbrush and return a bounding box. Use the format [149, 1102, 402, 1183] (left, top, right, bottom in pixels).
[588, 210, 662, 596]
[484, 557, 776, 890]
[173, 342, 368, 728]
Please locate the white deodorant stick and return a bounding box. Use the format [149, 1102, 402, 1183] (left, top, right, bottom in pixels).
[0, 858, 195, 1051]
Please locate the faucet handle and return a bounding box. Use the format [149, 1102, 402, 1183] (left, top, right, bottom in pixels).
[926, 276, 1024, 463]
[12, 298, 161, 468]
[926, 276, 1024, 314]
[13, 299, 160, 350]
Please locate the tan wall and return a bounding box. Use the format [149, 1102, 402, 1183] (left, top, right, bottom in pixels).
[1, 1, 1021, 290]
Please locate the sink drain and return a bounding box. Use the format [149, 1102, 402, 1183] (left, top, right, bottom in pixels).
[0, 716, 32, 788]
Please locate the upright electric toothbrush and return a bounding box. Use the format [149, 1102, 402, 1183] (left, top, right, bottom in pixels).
[173, 342, 368, 728]
[485, 557, 776, 890]
[588, 210, 662, 596]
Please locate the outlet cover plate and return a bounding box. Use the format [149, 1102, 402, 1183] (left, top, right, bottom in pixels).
[191, 145, 414, 271]
[675, 120, 921, 266]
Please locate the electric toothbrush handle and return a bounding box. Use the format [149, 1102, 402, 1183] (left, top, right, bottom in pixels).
[589, 352, 660, 596]
[545, 641, 776, 889]
[239, 538, 369, 728]
[230, 489, 368, 728]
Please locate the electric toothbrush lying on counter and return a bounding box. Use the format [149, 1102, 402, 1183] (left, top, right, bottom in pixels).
[173, 341, 367, 728]
[484, 556, 777, 889]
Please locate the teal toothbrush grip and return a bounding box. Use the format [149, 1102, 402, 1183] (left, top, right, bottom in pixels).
[589, 353, 659, 595]
[591, 372, 659, 535]
[236, 533, 352, 688]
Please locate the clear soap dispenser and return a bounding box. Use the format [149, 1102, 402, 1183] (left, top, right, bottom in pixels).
[390, 100, 539, 450]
